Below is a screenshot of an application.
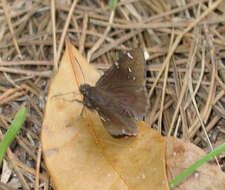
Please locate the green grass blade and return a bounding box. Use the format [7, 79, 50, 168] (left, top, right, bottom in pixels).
[169, 142, 225, 188]
[0, 107, 27, 167]
[109, 0, 118, 11]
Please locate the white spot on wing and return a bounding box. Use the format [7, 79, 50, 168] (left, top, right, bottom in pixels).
[100, 116, 106, 122]
[127, 52, 133, 59]
[114, 62, 119, 69]
[128, 67, 132, 72]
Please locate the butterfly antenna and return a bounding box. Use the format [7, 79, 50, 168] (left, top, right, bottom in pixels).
[74, 56, 86, 85]
[73, 56, 87, 114]
[74, 56, 91, 115]
[51, 91, 81, 99]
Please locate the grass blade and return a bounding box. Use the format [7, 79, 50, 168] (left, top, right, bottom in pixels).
[109, 0, 118, 11]
[0, 107, 27, 167]
[169, 142, 225, 188]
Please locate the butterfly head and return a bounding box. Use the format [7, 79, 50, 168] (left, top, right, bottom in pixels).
[79, 84, 91, 96]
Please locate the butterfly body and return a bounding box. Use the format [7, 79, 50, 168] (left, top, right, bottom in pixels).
[79, 48, 148, 137]
[80, 84, 118, 112]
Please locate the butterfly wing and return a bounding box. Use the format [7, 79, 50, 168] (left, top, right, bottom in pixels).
[96, 48, 145, 90]
[81, 85, 137, 136]
[96, 48, 148, 118]
[97, 104, 137, 136]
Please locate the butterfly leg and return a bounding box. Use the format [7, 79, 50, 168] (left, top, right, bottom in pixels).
[72, 99, 86, 117]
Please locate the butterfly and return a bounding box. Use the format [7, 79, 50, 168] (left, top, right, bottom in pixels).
[79, 48, 148, 137]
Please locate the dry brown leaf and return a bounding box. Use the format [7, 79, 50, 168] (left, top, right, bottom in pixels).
[166, 137, 225, 190]
[41, 40, 168, 190]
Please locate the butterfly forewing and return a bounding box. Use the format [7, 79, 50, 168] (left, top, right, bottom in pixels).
[96, 48, 148, 118]
[96, 48, 145, 91]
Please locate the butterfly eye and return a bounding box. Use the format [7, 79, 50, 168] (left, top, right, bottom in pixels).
[79, 84, 90, 96]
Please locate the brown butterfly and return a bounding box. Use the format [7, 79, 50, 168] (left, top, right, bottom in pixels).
[79, 48, 148, 137]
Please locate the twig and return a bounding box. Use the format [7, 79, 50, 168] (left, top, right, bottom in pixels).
[34, 144, 42, 190]
[2, 0, 22, 57]
[87, 10, 115, 62]
[79, 13, 88, 54]
[51, 0, 57, 71]
[56, 0, 79, 67]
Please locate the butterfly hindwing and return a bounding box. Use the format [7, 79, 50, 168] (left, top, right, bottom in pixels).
[97, 104, 137, 136]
